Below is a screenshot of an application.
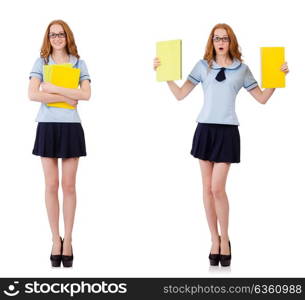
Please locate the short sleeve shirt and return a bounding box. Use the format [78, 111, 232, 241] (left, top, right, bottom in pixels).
[187, 59, 258, 125]
[29, 55, 91, 123]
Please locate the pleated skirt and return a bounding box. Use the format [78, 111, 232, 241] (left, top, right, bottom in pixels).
[32, 122, 87, 158]
[191, 123, 240, 163]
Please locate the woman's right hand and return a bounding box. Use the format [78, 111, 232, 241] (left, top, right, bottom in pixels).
[66, 99, 78, 107]
[153, 57, 161, 71]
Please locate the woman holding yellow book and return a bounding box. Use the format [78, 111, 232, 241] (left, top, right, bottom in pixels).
[154, 23, 289, 267]
[28, 20, 91, 268]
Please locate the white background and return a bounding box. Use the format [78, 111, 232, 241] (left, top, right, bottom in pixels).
[0, 0, 304, 277]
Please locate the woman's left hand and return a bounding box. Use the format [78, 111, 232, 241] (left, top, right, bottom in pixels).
[280, 62, 289, 74]
[41, 82, 58, 93]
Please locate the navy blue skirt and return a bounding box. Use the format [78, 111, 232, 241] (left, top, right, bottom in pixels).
[32, 122, 87, 158]
[191, 123, 240, 163]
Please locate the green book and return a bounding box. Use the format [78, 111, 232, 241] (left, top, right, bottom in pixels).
[156, 39, 182, 82]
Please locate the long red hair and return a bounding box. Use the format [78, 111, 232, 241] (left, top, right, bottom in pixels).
[204, 23, 242, 67]
[40, 20, 80, 62]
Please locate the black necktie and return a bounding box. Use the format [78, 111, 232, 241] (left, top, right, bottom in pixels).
[215, 67, 226, 82]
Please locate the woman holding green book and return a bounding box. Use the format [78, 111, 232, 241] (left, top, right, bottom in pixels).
[28, 20, 91, 267]
[154, 23, 289, 267]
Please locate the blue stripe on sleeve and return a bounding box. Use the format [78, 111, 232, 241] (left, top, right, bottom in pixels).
[245, 81, 258, 90]
[188, 74, 200, 83]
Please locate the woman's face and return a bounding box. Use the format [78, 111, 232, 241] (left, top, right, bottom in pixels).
[213, 28, 230, 56]
[49, 24, 67, 51]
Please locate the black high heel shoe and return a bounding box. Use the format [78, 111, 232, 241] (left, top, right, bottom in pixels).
[209, 237, 221, 266]
[220, 240, 231, 267]
[62, 239, 73, 268]
[50, 238, 63, 267]
[209, 250, 220, 266]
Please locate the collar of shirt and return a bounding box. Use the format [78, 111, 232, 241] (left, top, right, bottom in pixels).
[48, 54, 78, 66]
[211, 58, 241, 70]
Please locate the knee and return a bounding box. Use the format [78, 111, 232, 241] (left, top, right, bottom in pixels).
[211, 185, 226, 199]
[203, 184, 213, 199]
[62, 181, 76, 195]
[45, 181, 59, 194]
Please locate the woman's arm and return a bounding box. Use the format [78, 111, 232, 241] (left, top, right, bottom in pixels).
[166, 80, 196, 101]
[248, 87, 275, 104]
[154, 57, 196, 101]
[28, 77, 78, 106]
[41, 79, 91, 101]
[249, 62, 289, 104]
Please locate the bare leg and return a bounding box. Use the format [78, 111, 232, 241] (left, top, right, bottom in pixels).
[62, 157, 79, 255]
[211, 162, 231, 255]
[199, 159, 220, 253]
[41, 157, 61, 254]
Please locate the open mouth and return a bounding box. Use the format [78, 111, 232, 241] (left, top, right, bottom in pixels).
[219, 47, 224, 51]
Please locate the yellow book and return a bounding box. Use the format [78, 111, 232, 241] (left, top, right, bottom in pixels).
[156, 39, 182, 82]
[43, 64, 80, 109]
[43, 63, 72, 82]
[261, 47, 285, 88]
